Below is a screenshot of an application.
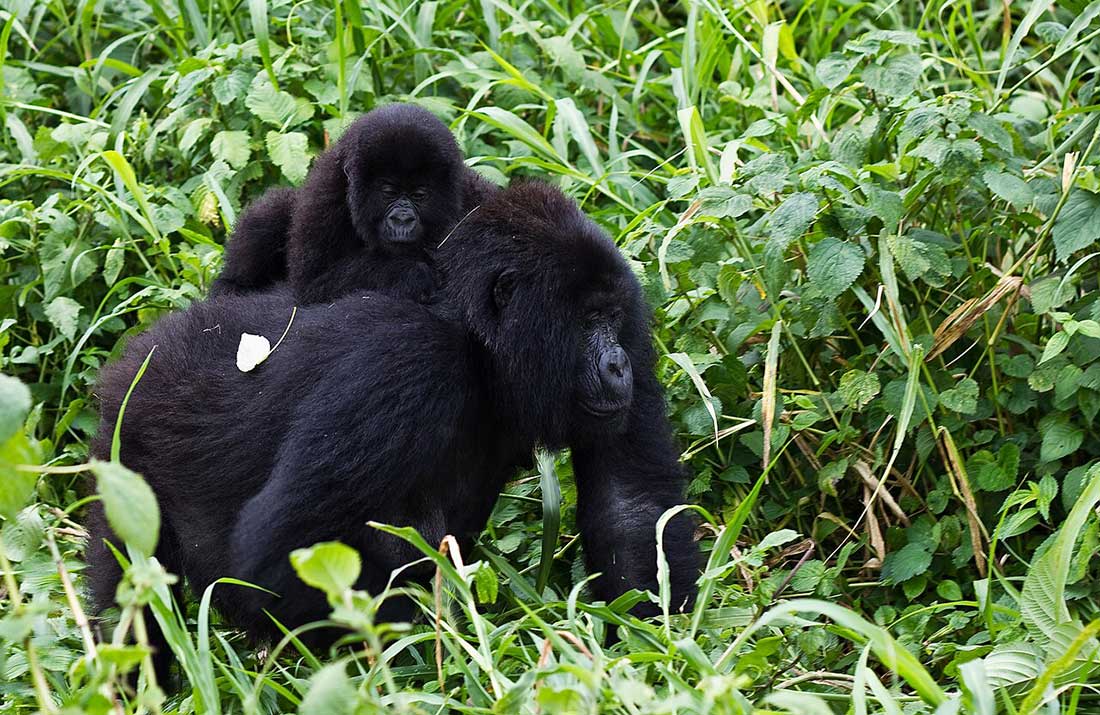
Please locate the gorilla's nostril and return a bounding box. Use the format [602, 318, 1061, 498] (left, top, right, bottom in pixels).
[599, 347, 632, 393]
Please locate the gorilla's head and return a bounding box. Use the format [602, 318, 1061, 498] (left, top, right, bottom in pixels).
[441, 182, 646, 446]
[341, 104, 466, 253]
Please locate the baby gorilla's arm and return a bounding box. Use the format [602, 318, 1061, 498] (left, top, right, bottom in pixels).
[211, 187, 297, 296]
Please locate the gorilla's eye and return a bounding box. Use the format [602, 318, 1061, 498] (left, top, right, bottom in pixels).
[493, 270, 518, 313]
[411, 187, 429, 202]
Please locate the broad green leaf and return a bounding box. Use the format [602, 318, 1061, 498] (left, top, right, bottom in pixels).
[91, 460, 160, 557]
[212, 130, 251, 170]
[881, 542, 932, 584]
[980, 643, 1044, 688]
[247, 82, 313, 129]
[266, 131, 311, 184]
[1020, 464, 1100, 637]
[940, 378, 979, 414]
[838, 369, 880, 410]
[0, 374, 31, 443]
[180, 117, 213, 153]
[44, 296, 82, 341]
[290, 541, 361, 600]
[807, 238, 865, 298]
[983, 169, 1034, 208]
[0, 431, 39, 520]
[474, 561, 499, 605]
[1052, 190, 1100, 263]
[815, 53, 858, 89]
[1039, 331, 1070, 364]
[767, 192, 818, 249]
[970, 443, 1020, 492]
[297, 663, 356, 715]
[863, 53, 922, 98]
[1038, 414, 1084, 462]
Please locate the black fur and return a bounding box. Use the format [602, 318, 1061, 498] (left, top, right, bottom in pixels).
[87, 182, 697, 651]
[209, 187, 296, 296]
[210, 103, 496, 303]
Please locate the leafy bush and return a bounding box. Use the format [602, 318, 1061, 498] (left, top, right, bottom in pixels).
[1, 0, 1099, 712]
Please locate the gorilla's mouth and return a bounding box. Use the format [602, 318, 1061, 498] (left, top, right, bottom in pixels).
[385, 223, 423, 244]
[579, 399, 629, 419]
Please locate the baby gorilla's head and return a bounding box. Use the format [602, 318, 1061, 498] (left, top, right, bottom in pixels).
[440, 181, 645, 447]
[341, 104, 466, 253]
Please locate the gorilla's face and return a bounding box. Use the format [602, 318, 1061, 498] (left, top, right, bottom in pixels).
[373, 177, 432, 245]
[490, 264, 637, 443]
[347, 161, 458, 253]
[340, 106, 465, 255]
[573, 301, 634, 426]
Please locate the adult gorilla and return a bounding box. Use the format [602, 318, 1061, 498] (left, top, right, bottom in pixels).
[87, 181, 697, 647]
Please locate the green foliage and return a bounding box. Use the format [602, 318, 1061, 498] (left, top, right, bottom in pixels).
[1, 0, 1099, 712]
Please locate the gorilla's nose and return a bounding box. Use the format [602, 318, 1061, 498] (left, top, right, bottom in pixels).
[599, 347, 633, 400]
[390, 207, 416, 227]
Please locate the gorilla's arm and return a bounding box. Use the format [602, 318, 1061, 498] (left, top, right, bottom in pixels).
[571, 350, 698, 617]
[210, 187, 297, 297]
[286, 150, 360, 302]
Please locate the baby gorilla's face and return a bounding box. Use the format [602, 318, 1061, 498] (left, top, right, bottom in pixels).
[374, 177, 431, 246]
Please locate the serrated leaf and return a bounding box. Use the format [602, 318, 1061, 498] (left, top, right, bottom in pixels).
[971, 443, 1020, 492]
[1053, 190, 1100, 263]
[881, 542, 932, 584]
[246, 82, 313, 128]
[1038, 327, 1064, 363]
[1020, 464, 1100, 637]
[940, 378, 979, 414]
[91, 460, 160, 557]
[290, 541, 361, 599]
[864, 53, 922, 98]
[838, 369, 880, 410]
[767, 192, 818, 249]
[983, 169, 1033, 208]
[44, 296, 82, 341]
[815, 53, 858, 89]
[180, 117, 213, 153]
[1038, 414, 1084, 462]
[808, 238, 865, 298]
[265, 131, 310, 184]
[212, 130, 251, 170]
[0, 374, 32, 443]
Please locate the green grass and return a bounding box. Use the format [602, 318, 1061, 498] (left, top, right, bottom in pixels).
[1, 0, 1100, 712]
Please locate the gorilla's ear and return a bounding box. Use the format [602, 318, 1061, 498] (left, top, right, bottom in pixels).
[493, 270, 517, 313]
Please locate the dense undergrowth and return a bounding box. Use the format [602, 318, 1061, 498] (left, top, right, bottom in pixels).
[1, 0, 1099, 712]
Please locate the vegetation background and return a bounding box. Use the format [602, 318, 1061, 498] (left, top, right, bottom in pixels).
[1, 0, 1099, 712]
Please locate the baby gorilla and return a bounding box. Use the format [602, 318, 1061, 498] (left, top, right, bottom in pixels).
[210, 103, 494, 303]
[87, 182, 697, 652]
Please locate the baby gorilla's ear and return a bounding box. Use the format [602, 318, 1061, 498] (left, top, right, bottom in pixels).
[493, 270, 518, 313]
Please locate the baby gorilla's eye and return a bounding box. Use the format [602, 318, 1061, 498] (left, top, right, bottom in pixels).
[411, 187, 429, 202]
